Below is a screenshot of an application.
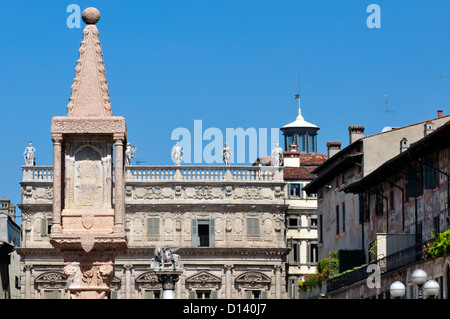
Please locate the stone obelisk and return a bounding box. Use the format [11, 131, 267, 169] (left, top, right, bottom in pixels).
[49, 7, 127, 299]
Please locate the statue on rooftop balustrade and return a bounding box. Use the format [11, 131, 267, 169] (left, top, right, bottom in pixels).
[271, 142, 283, 167]
[222, 142, 232, 166]
[171, 142, 183, 166]
[125, 143, 137, 166]
[23, 141, 36, 166]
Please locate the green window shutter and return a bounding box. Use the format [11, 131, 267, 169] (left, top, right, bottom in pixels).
[41, 218, 48, 236]
[359, 194, 364, 224]
[424, 157, 434, 189]
[189, 290, 196, 299]
[247, 218, 260, 236]
[261, 291, 268, 299]
[209, 218, 215, 247]
[245, 290, 252, 299]
[147, 218, 159, 236]
[408, 167, 417, 198]
[110, 290, 118, 299]
[191, 219, 198, 247]
[211, 290, 218, 299]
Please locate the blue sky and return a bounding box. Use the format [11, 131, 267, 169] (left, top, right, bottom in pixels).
[1, 1, 449, 225]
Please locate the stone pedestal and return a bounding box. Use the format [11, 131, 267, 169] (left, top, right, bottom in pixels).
[48, 7, 128, 299]
[63, 252, 116, 299]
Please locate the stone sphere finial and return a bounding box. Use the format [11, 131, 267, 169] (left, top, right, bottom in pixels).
[82, 7, 101, 25]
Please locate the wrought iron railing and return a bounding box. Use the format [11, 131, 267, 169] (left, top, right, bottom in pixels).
[326, 239, 433, 293]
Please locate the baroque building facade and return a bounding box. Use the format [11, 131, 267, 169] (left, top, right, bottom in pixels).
[18, 165, 289, 299]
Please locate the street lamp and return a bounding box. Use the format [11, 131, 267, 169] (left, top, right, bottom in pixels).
[390, 269, 440, 299]
[389, 281, 406, 299]
[423, 280, 440, 299]
[411, 269, 427, 299]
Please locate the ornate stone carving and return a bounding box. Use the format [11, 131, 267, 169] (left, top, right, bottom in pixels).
[184, 186, 223, 200]
[233, 186, 267, 200]
[263, 218, 273, 235]
[51, 117, 126, 134]
[133, 217, 143, 234]
[235, 271, 271, 287]
[164, 218, 174, 235]
[186, 271, 221, 289]
[234, 217, 243, 235]
[74, 146, 103, 208]
[133, 186, 173, 200]
[66, 22, 112, 117]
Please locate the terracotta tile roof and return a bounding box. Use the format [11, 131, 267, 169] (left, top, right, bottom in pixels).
[253, 153, 327, 180]
[298, 153, 328, 165]
[283, 166, 317, 180]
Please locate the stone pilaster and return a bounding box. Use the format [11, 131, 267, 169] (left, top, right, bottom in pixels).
[51, 133, 63, 233]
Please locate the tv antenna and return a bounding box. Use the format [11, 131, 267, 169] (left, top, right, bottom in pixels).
[377, 93, 394, 127]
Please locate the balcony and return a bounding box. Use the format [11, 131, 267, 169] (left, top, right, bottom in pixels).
[125, 165, 284, 182]
[21, 165, 286, 206]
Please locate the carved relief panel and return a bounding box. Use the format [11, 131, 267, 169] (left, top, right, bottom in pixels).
[65, 139, 113, 210]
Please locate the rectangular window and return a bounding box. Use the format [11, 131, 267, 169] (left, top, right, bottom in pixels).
[192, 219, 215, 247]
[335, 205, 340, 235]
[425, 157, 436, 189]
[342, 202, 346, 233]
[408, 167, 417, 198]
[198, 220, 210, 247]
[289, 184, 301, 197]
[319, 215, 323, 243]
[359, 194, 365, 224]
[433, 215, 440, 234]
[288, 217, 298, 227]
[41, 217, 52, 237]
[309, 244, 318, 263]
[308, 134, 316, 153]
[375, 186, 384, 217]
[247, 218, 260, 237]
[310, 218, 317, 228]
[147, 218, 160, 236]
[298, 134, 306, 152]
[286, 134, 295, 148]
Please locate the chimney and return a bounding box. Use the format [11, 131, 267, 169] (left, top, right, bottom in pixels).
[327, 141, 341, 158]
[424, 120, 435, 136]
[400, 138, 409, 152]
[283, 144, 300, 167]
[348, 126, 365, 144]
[437, 110, 443, 118]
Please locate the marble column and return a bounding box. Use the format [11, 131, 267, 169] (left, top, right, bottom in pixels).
[124, 264, 132, 299]
[113, 134, 125, 232]
[51, 133, 63, 233]
[224, 264, 234, 299]
[274, 264, 282, 299]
